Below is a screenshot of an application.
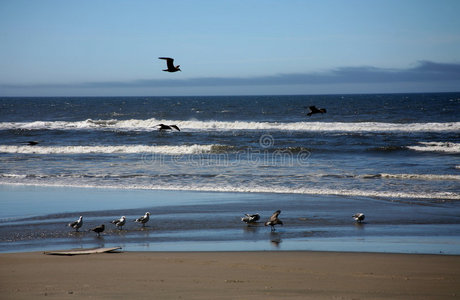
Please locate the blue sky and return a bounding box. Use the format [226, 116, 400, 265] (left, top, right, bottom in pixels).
[1, 0, 460, 96]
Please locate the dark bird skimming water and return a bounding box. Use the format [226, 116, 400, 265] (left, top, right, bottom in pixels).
[157, 124, 180, 131]
[307, 106, 327, 116]
[158, 57, 181, 72]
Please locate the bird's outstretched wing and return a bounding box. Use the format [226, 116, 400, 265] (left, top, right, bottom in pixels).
[309, 106, 319, 113]
[170, 125, 180, 131]
[269, 210, 281, 222]
[159, 57, 175, 69]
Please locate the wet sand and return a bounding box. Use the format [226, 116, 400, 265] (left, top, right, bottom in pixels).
[1, 251, 459, 299]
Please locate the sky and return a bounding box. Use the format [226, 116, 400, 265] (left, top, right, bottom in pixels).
[1, 0, 460, 96]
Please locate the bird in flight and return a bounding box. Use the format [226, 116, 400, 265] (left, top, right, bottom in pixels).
[157, 124, 180, 131]
[158, 57, 181, 72]
[307, 106, 327, 116]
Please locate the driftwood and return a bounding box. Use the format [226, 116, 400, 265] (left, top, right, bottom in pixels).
[44, 247, 122, 256]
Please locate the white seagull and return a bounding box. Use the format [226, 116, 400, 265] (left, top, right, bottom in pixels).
[135, 212, 150, 227]
[111, 216, 126, 230]
[352, 213, 365, 223]
[68, 216, 83, 232]
[241, 213, 260, 224]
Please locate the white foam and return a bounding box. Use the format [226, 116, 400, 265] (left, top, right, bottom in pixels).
[407, 142, 460, 153]
[364, 173, 460, 181]
[1, 118, 459, 132]
[0, 144, 215, 155]
[1, 179, 458, 200]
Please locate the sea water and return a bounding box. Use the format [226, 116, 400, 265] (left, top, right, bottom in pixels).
[0, 93, 459, 253]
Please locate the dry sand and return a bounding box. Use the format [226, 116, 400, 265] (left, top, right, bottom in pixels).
[1, 251, 459, 299]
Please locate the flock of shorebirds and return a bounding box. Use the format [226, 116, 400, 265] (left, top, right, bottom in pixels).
[68, 210, 365, 236]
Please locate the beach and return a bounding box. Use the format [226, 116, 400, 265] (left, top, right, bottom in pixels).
[1, 251, 459, 299]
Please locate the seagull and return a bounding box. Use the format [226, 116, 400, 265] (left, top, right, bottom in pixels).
[307, 106, 327, 116]
[352, 213, 365, 223]
[265, 210, 283, 231]
[241, 213, 260, 224]
[68, 216, 83, 232]
[158, 57, 181, 72]
[91, 224, 105, 236]
[111, 216, 126, 230]
[135, 212, 150, 227]
[157, 124, 180, 131]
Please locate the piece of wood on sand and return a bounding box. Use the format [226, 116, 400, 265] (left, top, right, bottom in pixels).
[44, 247, 122, 256]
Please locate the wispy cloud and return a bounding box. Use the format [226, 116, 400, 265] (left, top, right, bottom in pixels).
[2, 61, 460, 91]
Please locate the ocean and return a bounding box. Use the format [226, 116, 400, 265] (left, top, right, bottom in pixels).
[0, 93, 459, 253]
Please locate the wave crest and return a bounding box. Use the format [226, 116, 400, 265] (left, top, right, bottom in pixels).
[1, 118, 459, 132]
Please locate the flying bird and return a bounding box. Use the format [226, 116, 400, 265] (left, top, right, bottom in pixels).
[241, 213, 260, 224]
[68, 216, 83, 232]
[91, 224, 105, 236]
[265, 210, 283, 231]
[307, 106, 327, 116]
[352, 213, 365, 223]
[111, 216, 126, 230]
[157, 124, 180, 131]
[135, 212, 150, 227]
[158, 57, 181, 72]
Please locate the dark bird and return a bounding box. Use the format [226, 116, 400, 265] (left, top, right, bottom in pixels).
[307, 106, 327, 116]
[159, 57, 181, 72]
[265, 210, 283, 231]
[21, 141, 39, 146]
[157, 124, 180, 131]
[352, 213, 365, 223]
[110, 216, 126, 230]
[91, 224, 105, 236]
[68, 216, 83, 232]
[241, 213, 260, 224]
[135, 212, 150, 227]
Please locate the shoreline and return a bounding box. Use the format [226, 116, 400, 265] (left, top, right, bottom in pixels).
[1, 250, 459, 299]
[2, 184, 460, 255]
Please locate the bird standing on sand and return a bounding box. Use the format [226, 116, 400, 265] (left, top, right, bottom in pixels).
[307, 106, 327, 116]
[111, 216, 126, 230]
[157, 124, 180, 131]
[241, 213, 260, 224]
[135, 212, 150, 227]
[68, 216, 83, 232]
[265, 210, 283, 231]
[352, 213, 365, 223]
[91, 224, 105, 236]
[158, 57, 181, 72]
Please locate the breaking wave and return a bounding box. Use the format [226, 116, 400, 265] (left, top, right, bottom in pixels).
[1, 179, 458, 201]
[0, 144, 216, 155]
[407, 142, 460, 154]
[1, 118, 459, 132]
